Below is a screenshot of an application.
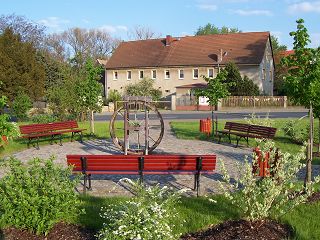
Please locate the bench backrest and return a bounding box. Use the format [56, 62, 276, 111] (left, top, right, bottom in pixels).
[20, 121, 79, 134]
[66, 154, 217, 173]
[249, 125, 277, 138]
[225, 122, 250, 133]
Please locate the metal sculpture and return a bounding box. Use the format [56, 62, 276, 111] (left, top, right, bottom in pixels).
[109, 96, 164, 155]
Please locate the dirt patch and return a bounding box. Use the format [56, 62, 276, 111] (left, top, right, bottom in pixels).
[180, 219, 291, 240]
[2, 222, 96, 240]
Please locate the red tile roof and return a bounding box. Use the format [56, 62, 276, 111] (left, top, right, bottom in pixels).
[106, 32, 270, 69]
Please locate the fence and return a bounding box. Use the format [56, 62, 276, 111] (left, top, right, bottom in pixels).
[174, 95, 300, 111]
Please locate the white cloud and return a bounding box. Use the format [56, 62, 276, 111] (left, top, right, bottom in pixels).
[38, 17, 70, 31]
[232, 9, 273, 16]
[99, 25, 128, 33]
[288, 1, 320, 13]
[197, 4, 218, 11]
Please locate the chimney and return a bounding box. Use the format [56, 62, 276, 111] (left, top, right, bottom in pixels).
[166, 35, 172, 46]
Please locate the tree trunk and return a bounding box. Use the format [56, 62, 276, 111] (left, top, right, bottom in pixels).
[211, 109, 214, 140]
[90, 110, 95, 134]
[305, 104, 313, 185]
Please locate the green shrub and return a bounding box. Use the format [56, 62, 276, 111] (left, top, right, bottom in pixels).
[218, 140, 320, 222]
[244, 112, 274, 127]
[31, 114, 58, 124]
[11, 92, 32, 121]
[97, 179, 183, 240]
[0, 157, 82, 235]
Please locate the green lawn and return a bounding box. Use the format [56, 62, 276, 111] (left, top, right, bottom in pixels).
[170, 118, 320, 165]
[77, 194, 320, 240]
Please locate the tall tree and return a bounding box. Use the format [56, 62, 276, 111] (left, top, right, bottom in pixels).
[270, 35, 287, 54]
[193, 71, 232, 137]
[195, 23, 240, 35]
[0, 28, 45, 102]
[0, 14, 45, 48]
[281, 19, 320, 184]
[224, 62, 259, 96]
[127, 25, 161, 40]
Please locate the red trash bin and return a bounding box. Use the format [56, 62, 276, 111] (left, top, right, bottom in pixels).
[199, 118, 212, 136]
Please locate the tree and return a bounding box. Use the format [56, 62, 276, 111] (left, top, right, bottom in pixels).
[195, 23, 240, 35]
[271, 35, 288, 95]
[11, 91, 32, 121]
[124, 78, 162, 101]
[0, 14, 45, 48]
[0, 28, 45, 102]
[281, 19, 320, 184]
[75, 59, 103, 133]
[224, 62, 260, 96]
[193, 71, 231, 136]
[127, 25, 161, 40]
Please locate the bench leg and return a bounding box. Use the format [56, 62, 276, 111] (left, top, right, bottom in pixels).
[71, 132, 74, 142]
[27, 138, 31, 148]
[83, 174, 87, 194]
[193, 174, 197, 190]
[88, 174, 92, 191]
[228, 134, 231, 144]
[196, 173, 201, 197]
[80, 132, 83, 143]
[59, 134, 62, 146]
[246, 137, 249, 147]
[36, 137, 40, 150]
[236, 137, 240, 148]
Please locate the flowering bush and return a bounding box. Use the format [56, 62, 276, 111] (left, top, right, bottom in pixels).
[244, 112, 274, 127]
[218, 140, 320, 222]
[97, 179, 183, 240]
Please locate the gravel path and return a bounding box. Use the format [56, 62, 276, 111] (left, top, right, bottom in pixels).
[4, 121, 319, 197]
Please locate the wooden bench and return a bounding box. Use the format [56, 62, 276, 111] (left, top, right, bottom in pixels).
[66, 154, 217, 196]
[20, 120, 86, 149]
[217, 122, 277, 147]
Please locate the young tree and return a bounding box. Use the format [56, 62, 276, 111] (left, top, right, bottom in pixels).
[195, 23, 240, 35]
[193, 70, 231, 137]
[127, 25, 161, 40]
[0, 28, 45, 102]
[124, 78, 162, 101]
[224, 62, 259, 96]
[281, 19, 320, 184]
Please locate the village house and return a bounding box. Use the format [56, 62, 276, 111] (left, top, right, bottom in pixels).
[104, 32, 274, 99]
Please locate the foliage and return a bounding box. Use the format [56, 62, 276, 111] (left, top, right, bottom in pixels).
[11, 91, 33, 121]
[127, 25, 161, 40]
[0, 91, 20, 144]
[193, 70, 231, 107]
[218, 140, 319, 222]
[98, 179, 183, 240]
[195, 23, 240, 35]
[244, 112, 274, 127]
[0, 157, 82, 235]
[0, 28, 46, 102]
[107, 89, 122, 105]
[224, 62, 260, 96]
[281, 19, 320, 118]
[270, 35, 287, 54]
[31, 114, 58, 124]
[124, 78, 162, 101]
[75, 58, 104, 113]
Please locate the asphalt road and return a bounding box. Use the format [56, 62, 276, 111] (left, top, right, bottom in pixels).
[95, 110, 309, 121]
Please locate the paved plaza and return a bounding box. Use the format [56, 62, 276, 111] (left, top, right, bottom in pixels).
[4, 121, 319, 197]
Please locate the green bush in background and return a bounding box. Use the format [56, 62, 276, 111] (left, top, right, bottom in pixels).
[0, 157, 83, 235]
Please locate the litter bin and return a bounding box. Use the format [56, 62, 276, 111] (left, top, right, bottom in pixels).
[199, 118, 212, 136]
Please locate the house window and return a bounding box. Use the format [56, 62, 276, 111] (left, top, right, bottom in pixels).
[127, 71, 131, 80]
[193, 68, 199, 79]
[208, 68, 214, 78]
[178, 69, 184, 79]
[113, 71, 118, 80]
[139, 70, 144, 79]
[165, 70, 170, 79]
[151, 70, 157, 79]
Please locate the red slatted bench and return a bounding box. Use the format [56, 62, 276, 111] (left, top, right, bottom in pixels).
[19, 120, 86, 149]
[66, 154, 217, 196]
[217, 122, 277, 147]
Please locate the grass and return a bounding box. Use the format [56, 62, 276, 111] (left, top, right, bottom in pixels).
[76, 194, 320, 239]
[0, 121, 125, 158]
[170, 118, 320, 165]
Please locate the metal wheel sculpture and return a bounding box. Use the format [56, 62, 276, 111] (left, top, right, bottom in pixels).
[109, 97, 164, 155]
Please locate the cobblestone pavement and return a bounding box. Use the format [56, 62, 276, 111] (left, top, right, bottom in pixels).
[3, 121, 319, 197]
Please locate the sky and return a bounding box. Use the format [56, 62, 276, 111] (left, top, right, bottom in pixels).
[1, 0, 320, 49]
